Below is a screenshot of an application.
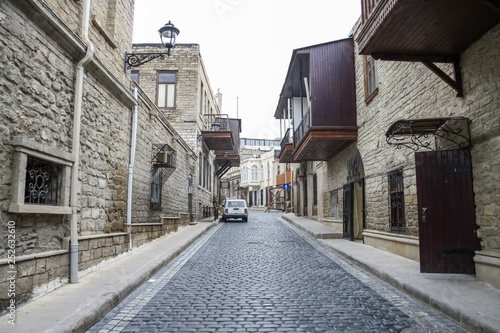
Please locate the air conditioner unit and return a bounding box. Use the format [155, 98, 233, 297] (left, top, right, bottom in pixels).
[155, 151, 170, 165]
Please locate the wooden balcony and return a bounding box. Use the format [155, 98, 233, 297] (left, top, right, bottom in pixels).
[201, 114, 233, 151]
[215, 118, 241, 177]
[276, 171, 293, 186]
[275, 39, 357, 162]
[357, 0, 500, 61]
[278, 129, 295, 163]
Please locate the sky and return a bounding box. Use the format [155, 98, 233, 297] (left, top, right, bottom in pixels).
[132, 0, 361, 140]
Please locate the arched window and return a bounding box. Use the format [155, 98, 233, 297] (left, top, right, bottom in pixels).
[251, 165, 258, 181]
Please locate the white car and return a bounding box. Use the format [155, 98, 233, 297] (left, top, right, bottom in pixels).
[221, 199, 248, 222]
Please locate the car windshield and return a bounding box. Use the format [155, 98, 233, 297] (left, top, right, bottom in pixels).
[227, 201, 245, 208]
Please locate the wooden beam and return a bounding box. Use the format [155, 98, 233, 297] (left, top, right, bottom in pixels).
[422, 58, 463, 97]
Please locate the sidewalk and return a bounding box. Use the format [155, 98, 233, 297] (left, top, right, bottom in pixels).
[282, 213, 500, 333]
[0, 220, 217, 333]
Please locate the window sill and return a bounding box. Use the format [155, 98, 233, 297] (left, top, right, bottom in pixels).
[9, 203, 72, 215]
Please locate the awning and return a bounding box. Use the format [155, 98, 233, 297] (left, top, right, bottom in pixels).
[386, 117, 471, 151]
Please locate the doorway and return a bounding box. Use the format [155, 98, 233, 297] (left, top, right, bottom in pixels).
[415, 149, 481, 274]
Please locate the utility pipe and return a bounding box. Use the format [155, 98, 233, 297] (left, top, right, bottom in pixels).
[70, 0, 94, 283]
[126, 88, 139, 251]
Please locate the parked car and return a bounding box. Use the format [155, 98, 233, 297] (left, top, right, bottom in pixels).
[221, 199, 248, 222]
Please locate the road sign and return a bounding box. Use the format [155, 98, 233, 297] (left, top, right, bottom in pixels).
[283, 183, 290, 190]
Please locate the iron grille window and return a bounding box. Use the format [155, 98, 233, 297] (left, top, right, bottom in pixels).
[24, 156, 62, 205]
[313, 173, 318, 206]
[304, 179, 308, 208]
[151, 169, 162, 210]
[388, 170, 405, 231]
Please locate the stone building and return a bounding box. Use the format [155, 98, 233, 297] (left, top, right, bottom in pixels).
[0, 0, 213, 311]
[276, 2, 500, 287]
[129, 43, 235, 218]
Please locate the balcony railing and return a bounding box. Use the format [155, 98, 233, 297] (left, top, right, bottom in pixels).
[361, 0, 381, 23]
[280, 128, 293, 152]
[294, 110, 310, 147]
[203, 114, 231, 132]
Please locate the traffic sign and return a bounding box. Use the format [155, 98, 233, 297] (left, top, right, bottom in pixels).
[283, 183, 290, 190]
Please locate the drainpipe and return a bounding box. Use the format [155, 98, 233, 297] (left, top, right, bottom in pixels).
[126, 88, 138, 251]
[70, 0, 94, 283]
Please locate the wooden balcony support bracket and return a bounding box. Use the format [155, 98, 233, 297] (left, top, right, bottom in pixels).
[422, 57, 463, 98]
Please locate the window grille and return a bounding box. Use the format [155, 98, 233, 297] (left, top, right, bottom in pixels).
[388, 170, 405, 231]
[151, 169, 162, 210]
[24, 156, 62, 205]
[313, 173, 318, 206]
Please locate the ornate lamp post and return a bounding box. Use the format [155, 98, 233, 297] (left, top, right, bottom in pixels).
[124, 21, 180, 72]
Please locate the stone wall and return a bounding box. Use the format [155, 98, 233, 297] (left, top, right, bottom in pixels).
[353, 21, 500, 251]
[0, 0, 205, 310]
[130, 43, 219, 215]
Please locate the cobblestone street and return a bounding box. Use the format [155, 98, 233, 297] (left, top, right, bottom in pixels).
[88, 211, 467, 333]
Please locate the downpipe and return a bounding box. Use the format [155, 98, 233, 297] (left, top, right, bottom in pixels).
[70, 0, 94, 283]
[126, 88, 139, 251]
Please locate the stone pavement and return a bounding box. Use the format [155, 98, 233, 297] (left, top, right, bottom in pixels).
[1, 212, 499, 333]
[282, 213, 500, 333]
[0, 220, 217, 333]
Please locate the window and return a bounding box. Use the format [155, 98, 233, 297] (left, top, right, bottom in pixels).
[151, 169, 162, 210]
[388, 170, 405, 231]
[260, 165, 264, 181]
[251, 165, 258, 181]
[304, 178, 308, 208]
[199, 82, 204, 114]
[157, 71, 176, 108]
[199, 153, 202, 186]
[130, 70, 139, 83]
[364, 55, 378, 103]
[313, 173, 318, 206]
[330, 190, 339, 218]
[25, 156, 62, 205]
[9, 137, 72, 214]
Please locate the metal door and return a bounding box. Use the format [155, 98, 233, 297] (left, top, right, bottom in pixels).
[343, 182, 354, 241]
[415, 149, 480, 274]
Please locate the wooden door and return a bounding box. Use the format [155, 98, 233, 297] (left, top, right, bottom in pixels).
[415, 149, 480, 274]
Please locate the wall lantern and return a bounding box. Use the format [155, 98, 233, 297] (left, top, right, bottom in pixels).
[223, 151, 229, 159]
[124, 21, 180, 72]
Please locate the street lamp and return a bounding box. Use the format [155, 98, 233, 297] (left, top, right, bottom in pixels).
[124, 21, 180, 72]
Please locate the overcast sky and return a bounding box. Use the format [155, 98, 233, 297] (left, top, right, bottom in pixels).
[132, 0, 361, 140]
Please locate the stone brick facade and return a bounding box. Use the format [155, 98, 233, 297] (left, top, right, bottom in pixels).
[130, 43, 221, 217]
[291, 19, 500, 287]
[0, 0, 207, 311]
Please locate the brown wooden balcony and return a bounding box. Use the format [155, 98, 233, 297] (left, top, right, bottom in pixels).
[275, 39, 357, 162]
[276, 171, 293, 186]
[278, 128, 295, 163]
[357, 0, 500, 61]
[200, 114, 233, 151]
[215, 118, 241, 177]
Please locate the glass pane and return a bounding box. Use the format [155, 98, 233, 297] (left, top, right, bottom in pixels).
[166, 84, 175, 108]
[159, 73, 175, 83]
[158, 84, 166, 107]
